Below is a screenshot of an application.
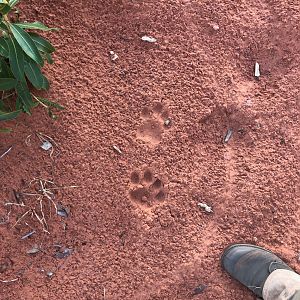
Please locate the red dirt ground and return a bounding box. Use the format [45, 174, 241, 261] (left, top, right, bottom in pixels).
[0, 0, 299, 299]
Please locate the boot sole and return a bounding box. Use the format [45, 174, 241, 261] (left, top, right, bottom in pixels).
[221, 243, 275, 270]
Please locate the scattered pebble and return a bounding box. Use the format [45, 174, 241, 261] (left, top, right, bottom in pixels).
[141, 35, 157, 43]
[112, 145, 122, 155]
[212, 24, 220, 31]
[109, 50, 118, 61]
[27, 245, 40, 255]
[224, 128, 233, 143]
[41, 140, 52, 151]
[57, 203, 69, 218]
[46, 271, 54, 278]
[54, 248, 72, 259]
[193, 284, 207, 295]
[198, 202, 213, 213]
[245, 98, 252, 107]
[254, 62, 260, 78]
[164, 119, 171, 127]
[21, 230, 36, 240]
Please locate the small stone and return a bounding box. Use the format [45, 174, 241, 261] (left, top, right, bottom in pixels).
[212, 24, 219, 31]
[109, 51, 118, 61]
[164, 119, 171, 127]
[141, 36, 157, 43]
[198, 202, 213, 213]
[224, 128, 233, 143]
[41, 141, 52, 151]
[27, 245, 40, 255]
[254, 62, 260, 78]
[193, 284, 207, 295]
[46, 271, 54, 278]
[54, 248, 72, 259]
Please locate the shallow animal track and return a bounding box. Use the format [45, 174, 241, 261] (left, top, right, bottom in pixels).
[137, 102, 170, 146]
[129, 168, 167, 207]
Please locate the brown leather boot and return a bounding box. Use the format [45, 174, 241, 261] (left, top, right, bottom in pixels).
[221, 244, 294, 298]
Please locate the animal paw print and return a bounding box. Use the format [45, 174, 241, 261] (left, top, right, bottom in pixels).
[137, 102, 171, 146]
[129, 168, 167, 207]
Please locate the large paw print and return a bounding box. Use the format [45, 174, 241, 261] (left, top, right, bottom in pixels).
[137, 102, 171, 146]
[129, 168, 167, 207]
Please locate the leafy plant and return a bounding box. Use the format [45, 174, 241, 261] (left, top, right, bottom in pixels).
[0, 0, 63, 122]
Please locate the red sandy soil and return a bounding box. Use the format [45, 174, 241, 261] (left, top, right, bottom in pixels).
[0, 0, 299, 299]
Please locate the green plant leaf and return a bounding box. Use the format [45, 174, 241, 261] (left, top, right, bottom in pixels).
[15, 95, 21, 109]
[37, 97, 64, 110]
[0, 127, 12, 132]
[9, 24, 44, 66]
[7, 37, 25, 81]
[0, 78, 17, 90]
[29, 33, 55, 53]
[41, 75, 49, 90]
[0, 58, 12, 77]
[0, 37, 9, 57]
[0, 99, 5, 110]
[24, 57, 44, 89]
[0, 109, 21, 121]
[0, 22, 9, 32]
[0, 2, 11, 15]
[43, 52, 53, 64]
[15, 81, 34, 113]
[9, 0, 20, 8]
[15, 21, 59, 31]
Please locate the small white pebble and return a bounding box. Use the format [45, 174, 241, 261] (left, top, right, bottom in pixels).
[41, 141, 52, 151]
[198, 202, 213, 213]
[46, 271, 54, 277]
[141, 36, 157, 43]
[212, 24, 220, 31]
[164, 119, 171, 127]
[255, 62, 260, 78]
[109, 51, 118, 61]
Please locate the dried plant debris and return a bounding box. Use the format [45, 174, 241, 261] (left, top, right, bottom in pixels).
[0, 278, 19, 283]
[13, 189, 22, 204]
[26, 132, 59, 158]
[224, 128, 233, 143]
[0, 146, 13, 159]
[0, 206, 11, 225]
[5, 179, 77, 233]
[198, 202, 213, 213]
[112, 145, 122, 155]
[21, 230, 36, 240]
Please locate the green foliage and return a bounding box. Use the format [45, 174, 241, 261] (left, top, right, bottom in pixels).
[0, 0, 63, 123]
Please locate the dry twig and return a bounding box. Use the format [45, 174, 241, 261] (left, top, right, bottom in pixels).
[4, 179, 78, 233]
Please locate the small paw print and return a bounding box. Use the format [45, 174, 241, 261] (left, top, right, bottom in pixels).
[129, 168, 167, 207]
[137, 102, 171, 146]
